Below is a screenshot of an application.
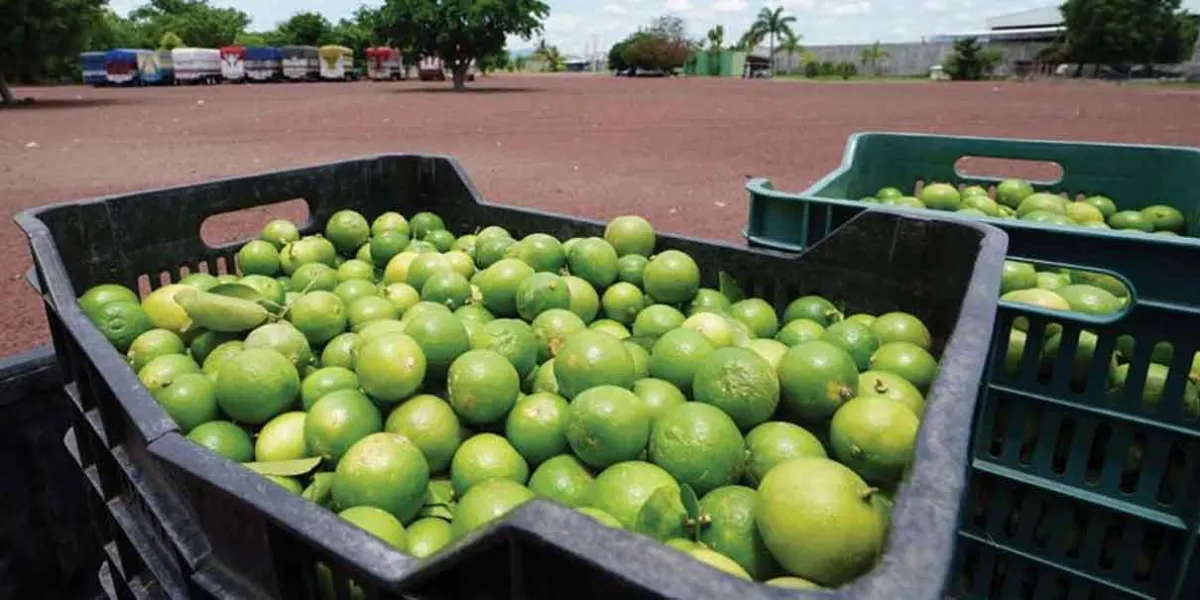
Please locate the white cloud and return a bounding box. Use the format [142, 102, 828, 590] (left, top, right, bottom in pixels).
[713, 0, 750, 11]
[820, 1, 871, 16]
[666, 0, 694, 11]
[602, 3, 629, 15]
[776, 0, 816, 9]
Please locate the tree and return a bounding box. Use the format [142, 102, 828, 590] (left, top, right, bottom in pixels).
[327, 18, 372, 57]
[0, 0, 105, 103]
[706, 25, 725, 75]
[778, 31, 804, 75]
[128, 0, 249, 48]
[751, 6, 796, 75]
[609, 16, 693, 75]
[84, 8, 146, 51]
[943, 37, 1003, 80]
[1061, 0, 1196, 71]
[276, 11, 331, 46]
[736, 25, 765, 52]
[477, 48, 510, 73]
[609, 39, 632, 74]
[533, 39, 563, 72]
[376, 0, 548, 89]
[159, 31, 184, 50]
[858, 41, 890, 76]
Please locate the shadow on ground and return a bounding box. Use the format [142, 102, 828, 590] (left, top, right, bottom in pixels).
[391, 86, 541, 95]
[0, 98, 132, 111]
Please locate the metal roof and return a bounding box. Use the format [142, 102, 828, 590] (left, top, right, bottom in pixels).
[986, 6, 1063, 30]
[930, 25, 1065, 43]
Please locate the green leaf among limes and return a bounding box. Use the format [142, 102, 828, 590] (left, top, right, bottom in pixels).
[302, 472, 335, 505]
[718, 272, 744, 303]
[243, 456, 322, 477]
[209, 283, 266, 303]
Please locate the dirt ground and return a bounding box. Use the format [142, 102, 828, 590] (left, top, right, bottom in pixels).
[2, 75, 1199, 357]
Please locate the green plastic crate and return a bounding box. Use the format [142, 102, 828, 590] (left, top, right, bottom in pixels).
[743, 132, 1200, 600]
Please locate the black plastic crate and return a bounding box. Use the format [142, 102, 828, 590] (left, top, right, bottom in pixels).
[0, 347, 106, 600]
[17, 156, 1006, 598]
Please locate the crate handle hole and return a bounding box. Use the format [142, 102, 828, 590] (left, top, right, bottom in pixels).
[199, 198, 311, 249]
[954, 156, 1064, 185]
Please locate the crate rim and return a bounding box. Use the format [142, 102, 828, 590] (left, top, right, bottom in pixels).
[17, 153, 1008, 598]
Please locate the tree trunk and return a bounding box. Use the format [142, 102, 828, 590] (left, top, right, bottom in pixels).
[452, 63, 468, 90]
[0, 73, 14, 104]
[769, 35, 776, 76]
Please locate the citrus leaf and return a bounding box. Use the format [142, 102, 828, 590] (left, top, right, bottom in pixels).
[210, 283, 264, 303]
[244, 457, 322, 477]
[302, 473, 335, 505]
[718, 272, 745, 303]
[680, 484, 700, 520]
[419, 504, 455, 520]
[426, 479, 455, 505]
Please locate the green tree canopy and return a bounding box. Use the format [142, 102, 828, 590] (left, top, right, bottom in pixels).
[276, 11, 331, 46]
[0, 0, 105, 102]
[128, 0, 248, 48]
[943, 36, 1003, 80]
[376, 0, 549, 89]
[608, 15, 693, 75]
[1061, 0, 1197, 69]
[159, 31, 184, 49]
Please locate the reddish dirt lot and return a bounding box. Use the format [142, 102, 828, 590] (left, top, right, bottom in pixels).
[2, 75, 1199, 357]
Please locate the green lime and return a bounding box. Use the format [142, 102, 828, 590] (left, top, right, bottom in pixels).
[578, 507, 622, 528]
[236, 275, 285, 307]
[783, 296, 842, 327]
[567, 237, 620, 288]
[995, 179, 1033, 208]
[215, 275, 239, 285]
[631, 378, 687, 423]
[443, 249, 475, 279]
[336, 259, 375, 283]
[355, 333, 426, 405]
[187, 421, 254, 462]
[632, 305, 686, 339]
[255, 412, 311, 462]
[1000, 260, 1038, 295]
[507, 233, 565, 273]
[202, 340, 244, 376]
[305, 389, 383, 461]
[775, 319, 825, 346]
[385, 394, 462, 474]
[406, 253, 454, 292]
[321, 333, 361, 370]
[919, 182, 961, 211]
[405, 517, 453, 558]
[340, 505, 407, 550]
[642, 250, 700, 304]
[681, 312, 735, 348]
[347, 296, 399, 332]
[531, 309, 587, 363]
[333, 280, 378, 307]
[831, 395, 919, 484]
[371, 212, 410, 237]
[184, 330, 234, 369]
[563, 276, 601, 323]
[686, 288, 731, 316]
[450, 432, 530, 495]
[633, 484, 687, 541]
[455, 304, 495, 325]
[617, 254, 649, 286]
[699, 486, 781, 580]
[450, 233, 477, 255]
[727, 298, 780, 338]
[471, 319, 539, 378]
[267, 475, 303, 494]
[452, 479, 535, 538]
[80, 283, 138, 320]
[90, 300, 153, 352]
[179, 273, 220, 291]
[755, 458, 886, 586]
[474, 236, 516, 269]
[566, 385, 651, 468]
[291, 262, 338, 292]
[477, 226, 511, 242]
[369, 230, 411, 269]
[858, 371, 925, 415]
[421, 271, 472, 309]
[589, 319, 631, 339]
[962, 194, 1000, 216]
[138, 354, 201, 395]
[869, 342, 938, 392]
[153, 372, 218, 433]
[287, 291, 347, 345]
[263, 220, 301, 248]
[1056, 284, 1122, 315]
[625, 341, 650, 379]
[140, 284, 193, 334]
[666, 538, 702, 552]
[300, 366, 359, 410]
[531, 359, 559, 394]
[447, 349, 521, 425]
[1083, 195, 1117, 218]
[281, 237, 336, 273]
[600, 282, 646, 326]
[382, 252, 419, 285]
[777, 341, 859, 422]
[692, 347, 780, 430]
[424, 229, 456, 253]
[648, 403, 744, 494]
[822, 320, 881, 371]
[1065, 202, 1106, 224]
[1109, 210, 1155, 232]
[215, 348, 299, 424]
[869, 312, 932, 350]
[332, 432, 430, 523]
[357, 243, 373, 264]
[529, 454, 594, 507]
[588, 461, 678, 529]
[746, 338, 789, 368]
[604, 216, 656, 257]
[409, 212, 446, 240]
[404, 310, 470, 374]
[127, 328, 186, 372]
[515, 273, 572, 321]
[1036, 271, 1070, 291]
[325, 210, 371, 256]
[237, 240, 281, 276]
[505, 393, 570, 465]
[744, 421, 827, 487]
[555, 330, 636, 399]
[401, 301, 453, 327]
[648, 328, 714, 392]
[767, 576, 822, 589]
[475, 259, 536, 317]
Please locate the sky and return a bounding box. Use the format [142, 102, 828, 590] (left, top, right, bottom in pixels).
[110, 0, 1200, 56]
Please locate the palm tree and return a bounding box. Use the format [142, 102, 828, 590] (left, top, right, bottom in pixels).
[534, 39, 564, 73]
[736, 25, 765, 52]
[858, 41, 890, 76]
[778, 31, 804, 75]
[751, 6, 797, 76]
[706, 25, 725, 75]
